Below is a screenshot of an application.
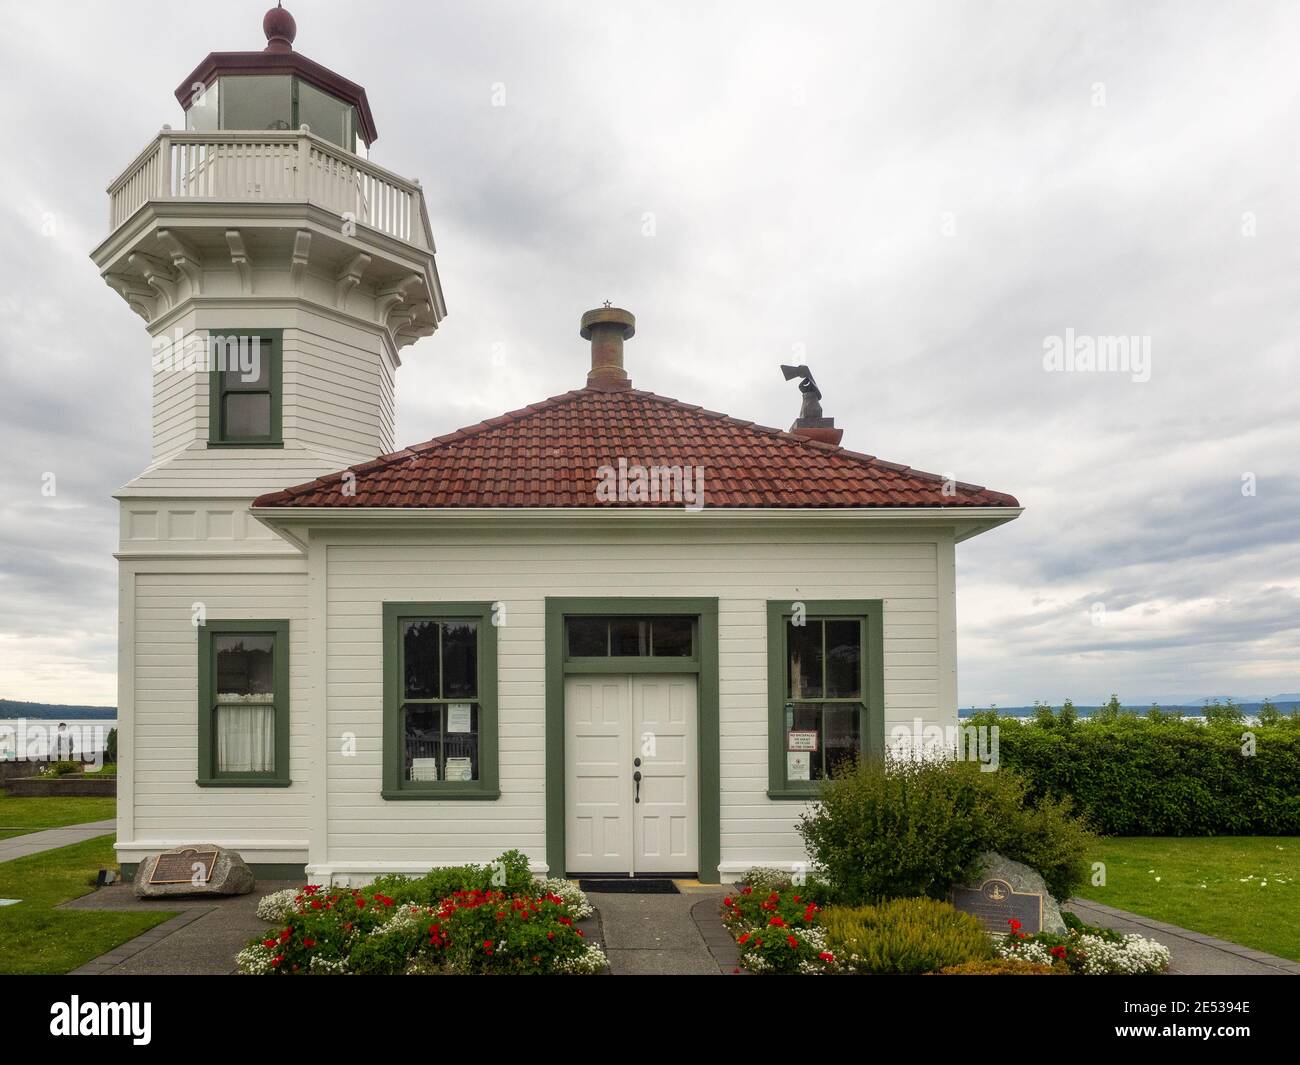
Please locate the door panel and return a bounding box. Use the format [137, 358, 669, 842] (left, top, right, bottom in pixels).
[632, 675, 698, 874]
[565, 672, 698, 875]
[565, 676, 632, 873]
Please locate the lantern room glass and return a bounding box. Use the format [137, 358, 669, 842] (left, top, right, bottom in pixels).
[182, 74, 367, 154]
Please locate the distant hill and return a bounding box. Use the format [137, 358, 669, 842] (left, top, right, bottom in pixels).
[0, 699, 117, 720]
[961, 699, 1300, 718]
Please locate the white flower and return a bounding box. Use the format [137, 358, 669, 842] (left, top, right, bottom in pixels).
[540, 877, 595, 920]
[255, 887, 303, 924]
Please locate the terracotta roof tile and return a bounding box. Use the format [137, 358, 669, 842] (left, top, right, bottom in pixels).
[253, 387, 1019, 510]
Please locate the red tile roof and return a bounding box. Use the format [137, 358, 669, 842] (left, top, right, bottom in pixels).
[252, 387, 1019, 510]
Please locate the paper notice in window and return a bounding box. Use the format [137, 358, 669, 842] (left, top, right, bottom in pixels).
[444, 757, 474, 782]
[788, 730, 819, 752]
[787, 752, 811, 781]
[447, 704, 472, 733]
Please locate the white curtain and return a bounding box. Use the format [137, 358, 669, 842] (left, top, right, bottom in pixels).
[216, 704, 275, 773]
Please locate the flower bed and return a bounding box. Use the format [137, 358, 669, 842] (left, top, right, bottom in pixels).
[996, 915, 1170, 975]
[237, 851, 605, 976]
[721, 868, 1169, 975]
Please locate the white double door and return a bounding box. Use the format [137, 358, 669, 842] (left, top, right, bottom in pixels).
[565, 674, 698, 875]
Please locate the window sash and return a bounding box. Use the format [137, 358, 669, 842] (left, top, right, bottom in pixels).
[207, 329, 283, 446]
[383, 603, 498, 799]
[767, 601, 882, 798]
[197, 620, 290, 786]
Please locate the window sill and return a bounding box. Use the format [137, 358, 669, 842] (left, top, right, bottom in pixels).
[381, 788, 501, 801]
[197, 778, 292, 788]
[766, 787, 822, 802]
[206, 441, 284, 449]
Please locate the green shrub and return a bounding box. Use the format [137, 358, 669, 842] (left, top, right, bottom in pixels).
[367, 849, 536, 906]
[975, 709, 1300, 835]
[937, 957, 1060, 975]
[821, 898, 995, 974]
[797, 756, 1093, 904]
[46, 760, 81, 777]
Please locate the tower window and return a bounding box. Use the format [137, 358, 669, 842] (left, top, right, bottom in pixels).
[208, 329, 283, 447]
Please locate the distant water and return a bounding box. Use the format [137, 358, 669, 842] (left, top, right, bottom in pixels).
[0, 718, 116, 759]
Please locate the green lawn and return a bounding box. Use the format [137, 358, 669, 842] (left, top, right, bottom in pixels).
[0, 795, 117, 839]
[1075, 836, 1300, 962]
[0, 835, 174, 974]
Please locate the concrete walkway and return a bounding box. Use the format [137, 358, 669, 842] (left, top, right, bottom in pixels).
[64, 880, 302, 975]
[589, 888, 728, 975]
[0, 820, 116, 862]
[1066, 896, 1300, 976]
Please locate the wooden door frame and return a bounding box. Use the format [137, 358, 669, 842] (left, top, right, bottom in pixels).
[545, 598, 720, 882]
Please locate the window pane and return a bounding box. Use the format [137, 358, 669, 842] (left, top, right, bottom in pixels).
[223, 392, 271, 439]
[610, 619, 646, 656]
[786, 703, 861, 782]
[402, 621, 440, 699]
[216, 703, 274, 772]
[298, 79, 352, 148]
[787, 619, 823, 699]
[651, 617, 693, 657]
[217, 336, 270, 390]
[186, 80, 219, 131]
[215, 634, 274, 698]
[567, 618, 607, 657]
[403, 704, 441, 781]
[440, 621, 478, 698]
[442, 703, 479, 781]
[220, 74, 292, 131]
[822, 704, 862, 778]
[825, 620, 862, 698]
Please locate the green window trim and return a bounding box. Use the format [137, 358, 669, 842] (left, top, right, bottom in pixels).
[207, 328, 283, 447]
[545, 597, 721, 883]
[382, 602, 500, 800]
[197, 619, 291, 787]
[766, 600, 884, 800]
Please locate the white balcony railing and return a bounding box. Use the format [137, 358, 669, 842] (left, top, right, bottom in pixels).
[106, 129, 432, 250]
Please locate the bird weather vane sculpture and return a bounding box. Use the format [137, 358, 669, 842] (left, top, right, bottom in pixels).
[780, 363, 824, 422]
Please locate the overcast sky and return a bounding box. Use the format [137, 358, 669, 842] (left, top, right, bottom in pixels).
[0, 0, 1296, 709]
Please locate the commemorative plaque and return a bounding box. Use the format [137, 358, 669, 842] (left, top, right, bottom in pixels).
[949, 877, 1043, 936]
[148, 846, 220, 886]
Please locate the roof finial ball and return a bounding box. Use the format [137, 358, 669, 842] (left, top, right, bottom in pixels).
[263, 3, 297, 53]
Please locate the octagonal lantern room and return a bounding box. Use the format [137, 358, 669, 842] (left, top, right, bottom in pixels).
[177, 3, 378, 156]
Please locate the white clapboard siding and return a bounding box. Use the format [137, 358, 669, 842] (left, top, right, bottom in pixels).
[127, 316, 396, 497]
[321, 532, 947, 871]
[129, 565, 311, 841]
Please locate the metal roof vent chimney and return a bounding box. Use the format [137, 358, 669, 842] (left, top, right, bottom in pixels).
[581, 303, 635, 391]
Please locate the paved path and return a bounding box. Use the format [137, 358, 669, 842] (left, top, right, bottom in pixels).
[1067, 896, 1300, 976]
[0, 820, 116, 863]
[589, 888, 729, 975]
[64, 881, 302, 975]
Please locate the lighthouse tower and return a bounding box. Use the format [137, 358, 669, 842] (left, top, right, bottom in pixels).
[90, 7, 444, 871]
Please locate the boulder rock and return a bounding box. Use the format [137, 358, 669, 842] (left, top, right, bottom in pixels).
[963, 851, 1066, 933]
[133, 845, 255, 898]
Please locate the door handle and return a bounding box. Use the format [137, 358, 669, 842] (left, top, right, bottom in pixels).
[633, 770, 642, 803]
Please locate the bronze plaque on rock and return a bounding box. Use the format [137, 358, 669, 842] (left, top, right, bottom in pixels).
[149, 847, 220, 886]
[950, 878, 1043, 936]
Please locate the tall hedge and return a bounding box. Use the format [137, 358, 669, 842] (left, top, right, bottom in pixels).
[967, 709, 1300, 835]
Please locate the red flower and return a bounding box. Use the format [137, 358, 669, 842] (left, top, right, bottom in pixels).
[787, 935, 798, 948]
[270, 955, 284, 968]
[768, 915, 786, 927]
[1050, 945, 1068, 959]
[547, 931, 555, 940]
[303, 937, 316, 948]
[262, 939, 276, 948]
[740, 886, 752, 895]
[738, 932, 751, 944]
[310, 899, 322, 910]
[818, 951, 835, 962]
[723, 897, 733, 907]
[1008, 918, 1021, 931]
